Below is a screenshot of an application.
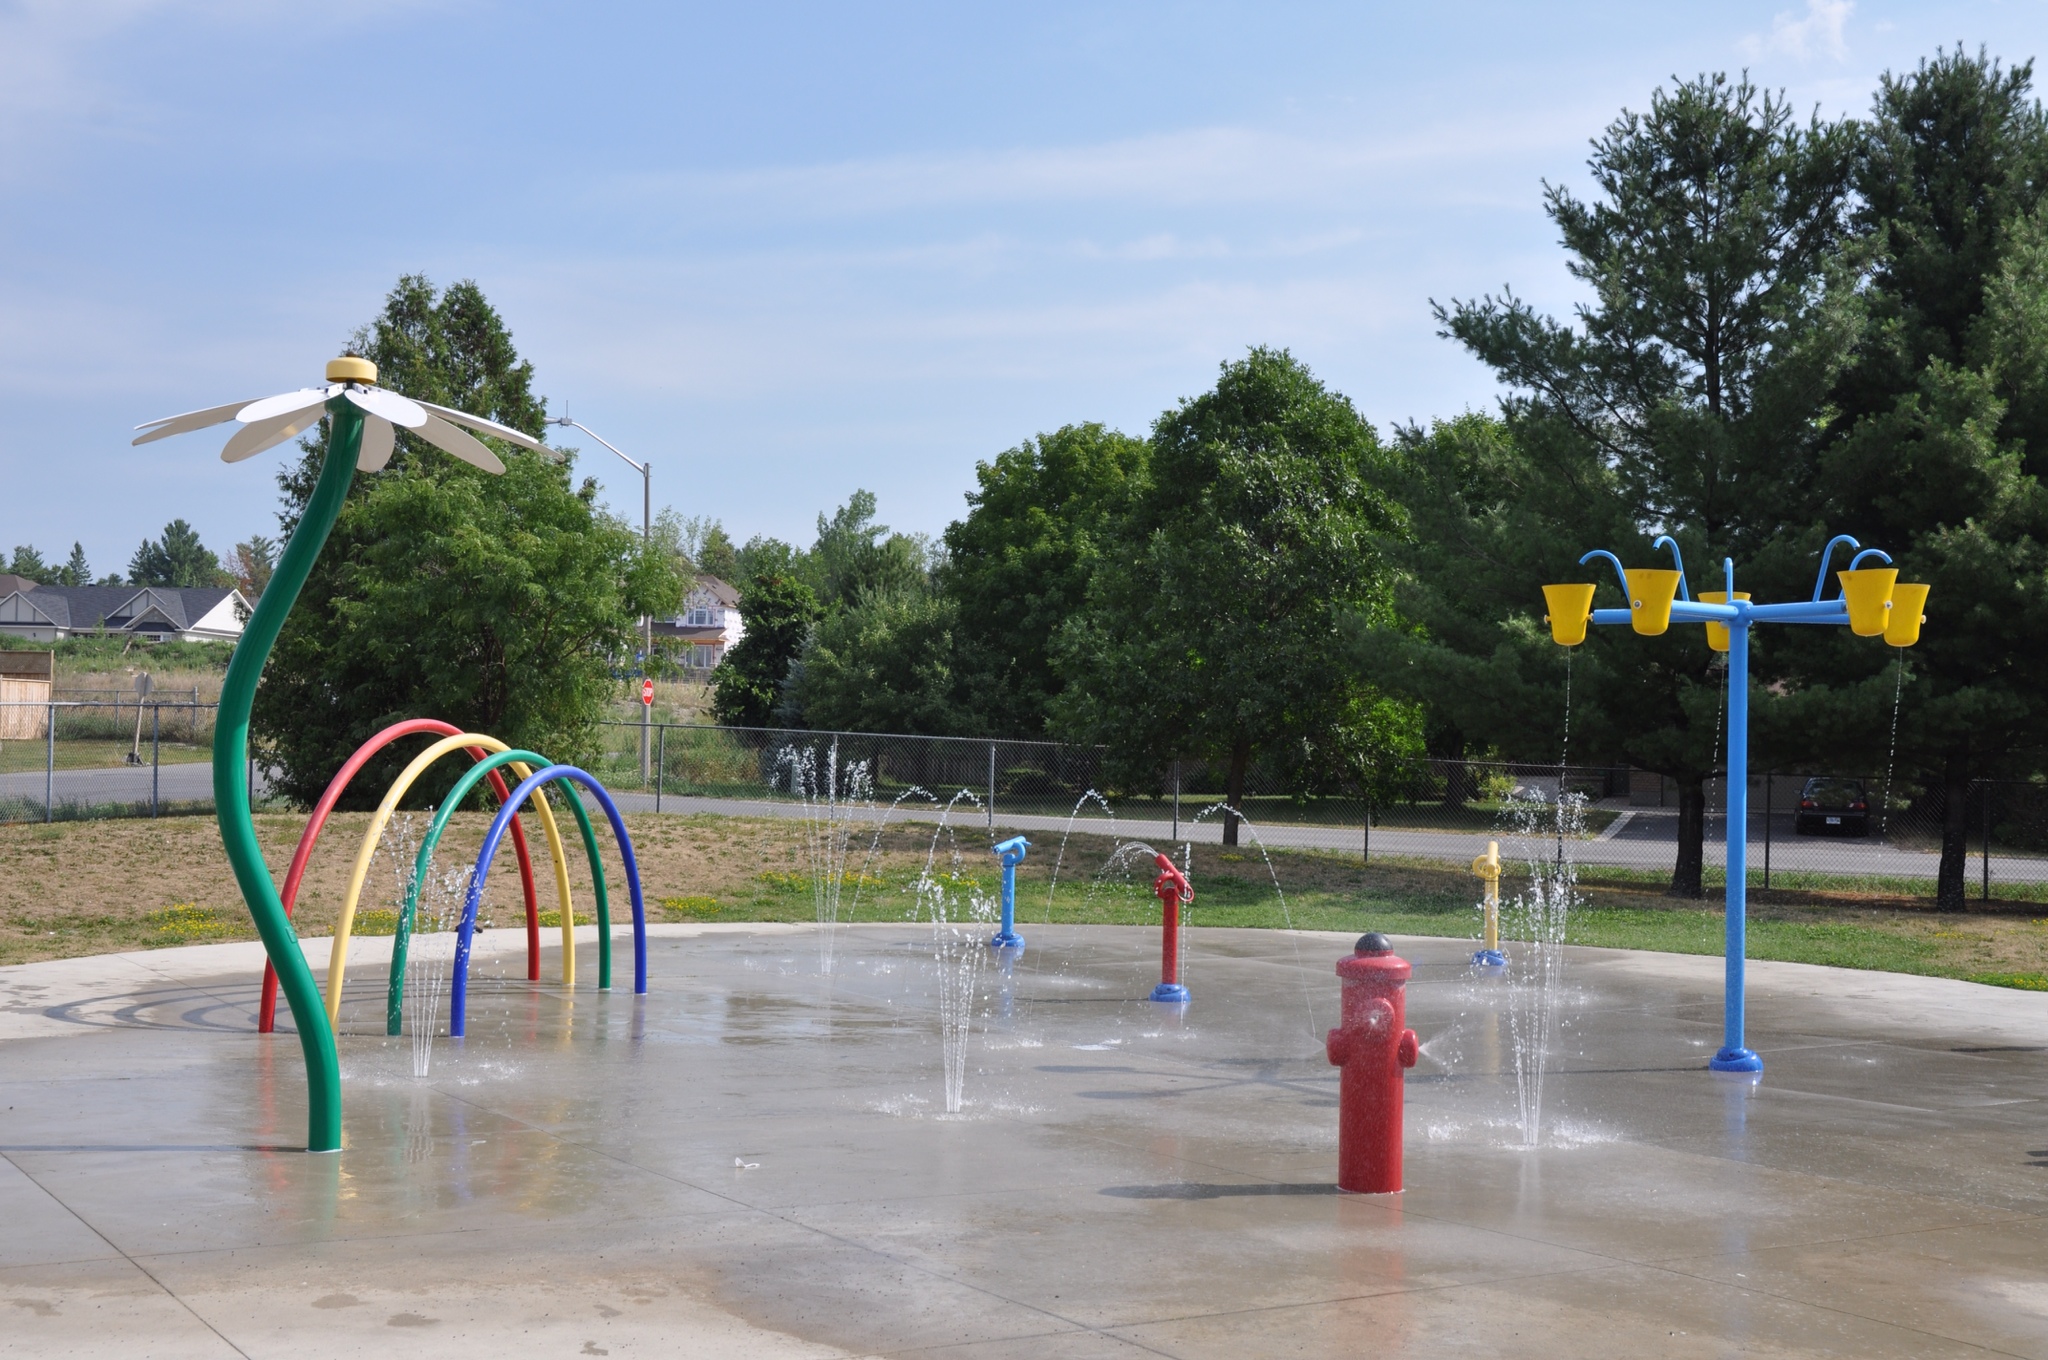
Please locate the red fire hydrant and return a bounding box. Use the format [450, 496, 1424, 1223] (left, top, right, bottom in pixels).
[1326, 932, 1419, 1194]
[1150, 853, 1192, 1003]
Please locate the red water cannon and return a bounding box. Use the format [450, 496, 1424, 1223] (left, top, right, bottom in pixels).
[1325, 933, 1419, 1194]
[1150, 853, 1192, 1003]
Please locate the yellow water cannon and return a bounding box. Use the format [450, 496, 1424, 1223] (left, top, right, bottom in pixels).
[1698, 591, 1751, 653]
[1541, 583, 1596, 646]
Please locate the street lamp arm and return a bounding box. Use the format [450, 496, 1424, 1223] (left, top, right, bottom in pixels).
[547, 417, 647, 475]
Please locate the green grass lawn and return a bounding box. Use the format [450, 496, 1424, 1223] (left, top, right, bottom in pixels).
[0, 738, 210, 774]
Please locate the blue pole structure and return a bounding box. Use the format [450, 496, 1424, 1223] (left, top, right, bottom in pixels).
[1712, 557, 1762, 1073]
[1545, 533, 1929, 1080]
[991, 835, 1029, 949]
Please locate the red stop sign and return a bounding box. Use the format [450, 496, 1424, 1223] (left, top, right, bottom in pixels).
[640, 678, 655, 705]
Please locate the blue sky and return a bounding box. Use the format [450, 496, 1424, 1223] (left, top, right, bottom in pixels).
[4, 1, 2047, 576]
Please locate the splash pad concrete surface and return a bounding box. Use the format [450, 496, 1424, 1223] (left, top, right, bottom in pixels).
[3, 923, 2047, 1358]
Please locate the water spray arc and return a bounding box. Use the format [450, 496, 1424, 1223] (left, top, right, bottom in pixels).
[1542, 533, 1928, 1073]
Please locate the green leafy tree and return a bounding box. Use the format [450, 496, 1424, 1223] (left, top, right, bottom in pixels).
[281, 274, 548, 518]
[1430, 73, 1861, 895]
[712, 572, 820, 727]
[1054, 347, 1411, 846]
[130, 519, 230, 587]
[223, 536, 277, 598]
[941, 423, 1148, 737]
[696, 523, 739, 582]
[784, 586, 965, 734]
[57, 542, 90, 587]
[256, 454, 678, 808]
[1349, 413, 1623, 790]
[733, 535, 802, 591]
[808, 490, 930, 607]
[254, 276, 680, 809]
[7, 545, 49, 580]
[1810, 50, 2048, 906]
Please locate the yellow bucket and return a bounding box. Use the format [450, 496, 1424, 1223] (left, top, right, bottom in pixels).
[1838, 568, 1898, 637]
[1624, 568, 1683, 636]
[1697, 591, 1750, 653]
[1885, 582, 1929, 647]
[1541, 584, 1597, 646]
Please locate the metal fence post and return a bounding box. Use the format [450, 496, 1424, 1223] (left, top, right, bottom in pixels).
[1172, 759, 1181, 842]
[1363, 802, 1371, 864]
[150, 704, 160, 818]
[45, 700, 54, 823]
[987, 742, 996, 833]
[1983, 779, 1992, 904]
[656, 723, 666, 815]
[1762, 771, 1772, 891]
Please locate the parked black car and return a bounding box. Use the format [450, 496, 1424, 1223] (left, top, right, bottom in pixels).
[1794, 777, 1870, 836]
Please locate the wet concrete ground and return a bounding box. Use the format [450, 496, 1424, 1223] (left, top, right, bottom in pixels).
[3, 922, 2047, 1357]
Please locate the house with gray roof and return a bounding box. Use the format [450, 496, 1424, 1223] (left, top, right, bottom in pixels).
[0, 575, 248, 643]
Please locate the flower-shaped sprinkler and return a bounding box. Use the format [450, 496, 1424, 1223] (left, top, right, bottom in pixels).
[134, 358, 552, 1152]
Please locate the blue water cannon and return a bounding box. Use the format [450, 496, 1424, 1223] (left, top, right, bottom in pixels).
[990, 835, 1029, 950]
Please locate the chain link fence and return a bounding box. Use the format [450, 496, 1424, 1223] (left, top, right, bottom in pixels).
[8, 705, 2038, 908]
[0, 701, 249, 823]
[598, 720, 2048, 906]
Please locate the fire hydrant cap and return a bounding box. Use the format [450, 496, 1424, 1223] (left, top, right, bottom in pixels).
[1355, 932, 1393, 955]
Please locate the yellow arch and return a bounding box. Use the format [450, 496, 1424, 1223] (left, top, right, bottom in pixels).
[325, 733, 577, 1024]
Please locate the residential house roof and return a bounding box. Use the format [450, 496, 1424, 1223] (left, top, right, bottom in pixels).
[0, 583, 243, 635]
[692, 575, 740, 608]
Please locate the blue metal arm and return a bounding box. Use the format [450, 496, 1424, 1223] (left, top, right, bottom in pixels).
[1847, 548, 1893, 570]
[1652, 535, 1691, 601]
[1749, 599, 1850, 623]
[1812, 535, 1860, 601]
[1579, 550, 1630, 599]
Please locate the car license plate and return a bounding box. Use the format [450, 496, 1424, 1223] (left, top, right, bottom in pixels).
[1826, 816, 1841, 825]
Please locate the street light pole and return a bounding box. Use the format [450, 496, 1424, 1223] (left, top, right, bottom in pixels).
[549, 417, 653, 785]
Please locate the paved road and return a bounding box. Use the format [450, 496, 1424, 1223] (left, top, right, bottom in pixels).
[0, 761, 264, 809]
[10, 763, 2039, 887]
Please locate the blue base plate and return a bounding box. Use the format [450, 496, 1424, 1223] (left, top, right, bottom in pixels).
[989, 931, 1025, 951]
[1470, 949, 1507, 968]
[1150, 982, 1190, 1003]
[1709, 1046, 1764, 1073]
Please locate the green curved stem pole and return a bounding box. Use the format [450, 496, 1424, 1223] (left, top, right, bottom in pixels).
[386, 751, 613, 1035]
[215, 398, 361, 1153]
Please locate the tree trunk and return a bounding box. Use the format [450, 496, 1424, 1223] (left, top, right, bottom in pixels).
[1936, 745, 1971, 911]
[1668, 775, 1706, 899]
[1224, 738, 1250, 848]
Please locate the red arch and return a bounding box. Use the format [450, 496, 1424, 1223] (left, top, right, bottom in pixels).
[257, 718, 544, 1032]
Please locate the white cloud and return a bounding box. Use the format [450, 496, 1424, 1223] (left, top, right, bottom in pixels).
[1741, 0, 1853, 62]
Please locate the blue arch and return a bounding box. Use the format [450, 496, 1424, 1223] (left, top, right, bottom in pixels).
[450, 765, 647, 1037]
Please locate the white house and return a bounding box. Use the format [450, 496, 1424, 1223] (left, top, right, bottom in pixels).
[652, 575, 744, 670]
[0, 576, 249, 643]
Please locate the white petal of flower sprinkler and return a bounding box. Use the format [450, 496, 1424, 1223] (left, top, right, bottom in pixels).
[132, 355, 537, 1154]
